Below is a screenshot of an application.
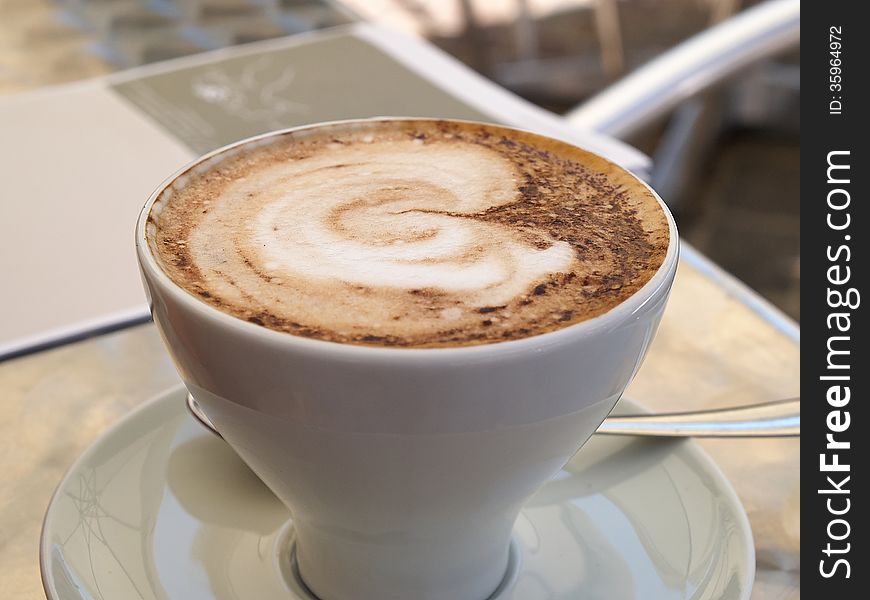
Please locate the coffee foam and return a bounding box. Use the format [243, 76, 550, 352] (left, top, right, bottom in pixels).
[148, 120, 669, 347]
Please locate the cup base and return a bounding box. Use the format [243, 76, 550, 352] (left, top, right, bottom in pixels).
[275, 522, 523, 600]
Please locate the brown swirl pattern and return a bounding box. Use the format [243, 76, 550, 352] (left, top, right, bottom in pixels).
[148, 120, 669, 347]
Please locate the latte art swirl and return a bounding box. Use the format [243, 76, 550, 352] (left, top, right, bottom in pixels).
[149, 120, 670, 347]
[237, 144, 574, 306]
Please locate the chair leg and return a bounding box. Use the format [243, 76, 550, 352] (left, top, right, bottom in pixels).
[594, 0, 624, 80]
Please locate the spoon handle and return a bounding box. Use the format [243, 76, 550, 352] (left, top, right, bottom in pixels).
[188, 394, 800, 440]
[598, 398, 800, 437]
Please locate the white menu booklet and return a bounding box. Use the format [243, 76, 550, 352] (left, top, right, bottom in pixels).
[0, 23, 648, 359]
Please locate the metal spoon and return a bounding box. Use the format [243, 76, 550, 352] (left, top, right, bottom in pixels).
[597, 397, 799, 437]
[186, 394, 799, 439]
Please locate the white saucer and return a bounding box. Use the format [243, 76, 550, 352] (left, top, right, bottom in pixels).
[41, 385, 754, 600]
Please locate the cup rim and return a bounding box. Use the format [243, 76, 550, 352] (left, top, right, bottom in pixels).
[135, 117, 679, 362]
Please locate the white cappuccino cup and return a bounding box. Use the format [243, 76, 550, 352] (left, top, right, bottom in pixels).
[136, 120, 679, 600]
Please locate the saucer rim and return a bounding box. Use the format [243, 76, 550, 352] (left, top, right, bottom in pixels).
[40, 383, 755, 600]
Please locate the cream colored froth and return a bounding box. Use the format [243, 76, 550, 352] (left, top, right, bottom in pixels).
[148, 120, 670, 347]
[206, 142, 572, 305]
[183, 140, 575, 337]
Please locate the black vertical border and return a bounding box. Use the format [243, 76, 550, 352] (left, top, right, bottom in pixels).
[803, 1, 866, 596]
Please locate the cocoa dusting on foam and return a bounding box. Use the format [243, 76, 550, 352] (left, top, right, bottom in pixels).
[147, 120, 669, 348]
